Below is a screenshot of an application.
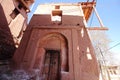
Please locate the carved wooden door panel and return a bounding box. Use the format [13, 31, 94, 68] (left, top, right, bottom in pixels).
[42, 50, 60, 80]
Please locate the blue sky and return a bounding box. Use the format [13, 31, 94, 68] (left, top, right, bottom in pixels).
[94, 0, 120, 54]
[28, 0, 120, 55]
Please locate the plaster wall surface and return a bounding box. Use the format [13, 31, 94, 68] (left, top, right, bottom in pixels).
[13, 3, 99, 80]
[0, 0, 29, 59]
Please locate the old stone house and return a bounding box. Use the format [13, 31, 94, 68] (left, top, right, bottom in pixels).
[13, 2, 99, 80]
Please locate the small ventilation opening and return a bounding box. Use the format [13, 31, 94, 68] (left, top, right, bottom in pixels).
[55, 5, 60, 9]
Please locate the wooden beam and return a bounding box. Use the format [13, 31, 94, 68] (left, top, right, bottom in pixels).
[81, 2, 96, 21]
[87, 27, 108, 30]
[93, 6, 104, 27]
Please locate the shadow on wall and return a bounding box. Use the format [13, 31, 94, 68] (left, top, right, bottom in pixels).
[0, 4, 16, 60]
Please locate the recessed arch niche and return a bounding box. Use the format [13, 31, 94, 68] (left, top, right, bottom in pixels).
[33, 33, 69, 77]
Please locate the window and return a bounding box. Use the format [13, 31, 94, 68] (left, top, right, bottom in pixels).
[10, 8, 20, 19]
[51, 10, 62, 24]
[18, 4, 23, 9]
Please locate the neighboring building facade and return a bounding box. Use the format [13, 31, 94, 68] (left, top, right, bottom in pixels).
[13, 2, 99, 80]
[100, 65, 120, 80]
[0, 0, 34, 59]
[108, 66, 120, 80]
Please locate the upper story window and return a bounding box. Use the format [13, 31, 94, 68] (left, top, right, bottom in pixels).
[52, 10, 62, 22]
[10, 8, 20, 19]
[51, 5, 62, 25]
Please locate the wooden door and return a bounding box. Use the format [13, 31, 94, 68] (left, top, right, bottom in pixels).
[42, 50, 61, 80]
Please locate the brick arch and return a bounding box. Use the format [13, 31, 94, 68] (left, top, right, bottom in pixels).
[34, 32, 69, 72]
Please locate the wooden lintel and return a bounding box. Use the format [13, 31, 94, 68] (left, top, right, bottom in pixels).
[87, 27, 108, 30]
[51, 2, 96, 6]
[82, 5, 94, 8]
[80, 2, 96, 7]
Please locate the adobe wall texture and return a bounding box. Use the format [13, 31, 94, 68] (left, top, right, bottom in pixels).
[13, 25, 99, 80]
[13, 4, 99, 80]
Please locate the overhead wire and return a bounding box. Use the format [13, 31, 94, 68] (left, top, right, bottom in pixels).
[105, 42, 120, 52]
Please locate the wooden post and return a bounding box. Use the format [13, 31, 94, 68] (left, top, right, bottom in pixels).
[93, 6, 104, 27]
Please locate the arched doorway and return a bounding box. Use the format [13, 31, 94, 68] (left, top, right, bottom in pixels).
[34, 33, 68, 80]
